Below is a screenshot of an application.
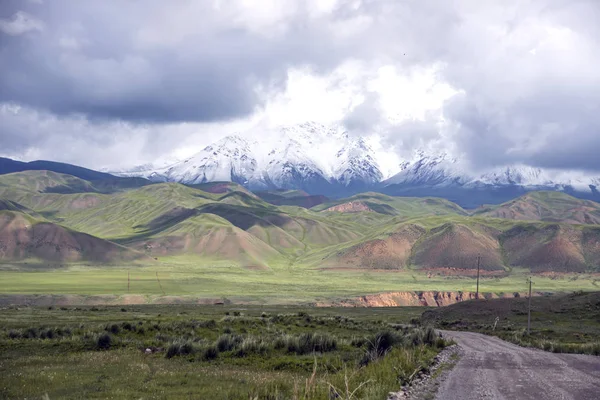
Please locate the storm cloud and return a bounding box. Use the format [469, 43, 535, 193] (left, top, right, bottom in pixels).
[1, 0, 599, 172]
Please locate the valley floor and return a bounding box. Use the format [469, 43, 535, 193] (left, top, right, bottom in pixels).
[0, 262, 598, 305]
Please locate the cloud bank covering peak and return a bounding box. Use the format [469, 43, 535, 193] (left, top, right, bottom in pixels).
[0, 0, 599, 174]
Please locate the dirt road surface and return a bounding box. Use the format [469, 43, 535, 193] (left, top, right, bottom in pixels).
[435, 331, 600, 400]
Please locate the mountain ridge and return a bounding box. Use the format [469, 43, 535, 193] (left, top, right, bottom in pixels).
[111, 123, 600, 206]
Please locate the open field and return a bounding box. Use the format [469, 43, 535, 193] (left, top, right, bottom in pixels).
[0, 263, 598, 304]
[0, 304, 446, 399]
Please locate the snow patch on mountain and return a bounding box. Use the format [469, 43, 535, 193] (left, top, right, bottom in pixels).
[114, 122, 385, 193]
[113, 122, 599, 199]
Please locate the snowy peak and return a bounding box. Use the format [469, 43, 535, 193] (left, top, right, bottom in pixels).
[116, 122, 385, 194]
[166, 135, 257, 185]
[113, 122, 600, 204]
[334, 138, 383, 186]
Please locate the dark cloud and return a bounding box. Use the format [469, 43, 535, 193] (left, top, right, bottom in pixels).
[0, 1, 351, 123]
[0, 0, 599, 173]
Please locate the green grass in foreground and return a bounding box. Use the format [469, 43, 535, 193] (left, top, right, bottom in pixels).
[0, 263, 598, 303]
[0, 305, 446, 399]
[422, 291, 600, 355]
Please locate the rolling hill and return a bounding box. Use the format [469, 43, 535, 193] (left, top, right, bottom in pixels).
[0, 170, 600, 273]
[473, 191, 600, 225]
[0, 210, 144, 264]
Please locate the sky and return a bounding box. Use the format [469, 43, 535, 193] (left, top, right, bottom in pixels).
[1, 0, 599, 174]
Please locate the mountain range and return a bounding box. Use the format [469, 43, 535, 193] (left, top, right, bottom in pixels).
[1, 169, 600, 274]
[110, 122, 600, 207]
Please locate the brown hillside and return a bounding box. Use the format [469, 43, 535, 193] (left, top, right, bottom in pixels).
[133, 217, 282, 268]
[0, 211, 142, 263]
[476, 192, 600, 225]
[412, 223, 505, 271]
[338, 224, 425, 269]
[324, 201, 373, 213]
[582, 228, 600, 271]
[501, 225, 588, 272]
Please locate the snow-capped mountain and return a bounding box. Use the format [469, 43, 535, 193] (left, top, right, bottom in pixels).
[115, 122, 385, 196]
[114, 122, 600, 206]
[382, 152, 600, 207]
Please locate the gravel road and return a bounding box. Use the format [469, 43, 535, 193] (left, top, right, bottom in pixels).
[435, 331, 600, 400]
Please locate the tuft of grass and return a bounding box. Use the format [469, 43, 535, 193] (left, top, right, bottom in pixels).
[216, 334, 243, 352]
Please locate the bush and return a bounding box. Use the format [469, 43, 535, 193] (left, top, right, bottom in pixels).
[236, 337, 271, 357]
[282, 333, 338, 355]
[216, 334, 242, 352]
[166, 340, 195, 358]
[203, 345, 219, 360]
[23, 328, 38, 339]
[8, 329, 21, 339]
[107, 324, 120, 335]
[96, 333, 112, 350]
[361, 331, 403, 365]
[423, 327, 437, 346]
[198, 320, 217, 329]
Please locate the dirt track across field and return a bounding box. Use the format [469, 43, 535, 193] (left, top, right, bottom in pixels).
[436, 331, 600, 400]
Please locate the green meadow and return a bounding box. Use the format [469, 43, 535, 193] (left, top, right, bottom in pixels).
[1, 262, 597, 304]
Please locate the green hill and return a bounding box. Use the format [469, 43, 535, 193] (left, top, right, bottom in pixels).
[1, 171, 600, 274]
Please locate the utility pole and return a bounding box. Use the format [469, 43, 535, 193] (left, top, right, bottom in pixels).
[476, 254, 481, 300]
[527, 277, 533, 335]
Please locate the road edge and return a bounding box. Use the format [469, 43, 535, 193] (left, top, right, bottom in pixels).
[388, 342, 462, 400]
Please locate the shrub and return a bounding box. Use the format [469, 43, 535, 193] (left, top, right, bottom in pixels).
[23, 328, 38, 339]
[423, 327, 437, 346]
[361, 331, 402, 365]
[199, 320, 217, 329]
[283, 333, 338, 355]
[166, 340, 195, 358]
[236, 337, 271, 357]
[107, 324, 120, 335]
[122, 322, 134, 331]
[8, 329, 20, 339]
[203, 345, 219, 360]
[96, 333, 112, 350]
[216, 334, 242, 352]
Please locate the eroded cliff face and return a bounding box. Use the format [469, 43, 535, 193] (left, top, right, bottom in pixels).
[318, 291, 542, 307]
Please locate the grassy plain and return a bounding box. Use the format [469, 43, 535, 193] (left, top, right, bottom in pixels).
[0, 305, 443, 399]
[0, 262, 598, 304]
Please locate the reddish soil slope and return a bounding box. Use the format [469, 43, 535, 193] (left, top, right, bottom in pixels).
[412, 223, 505, 271]
[0, 211, 142, 263]
[339, 224, 425, 269]
[501, 225, 589, 272]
